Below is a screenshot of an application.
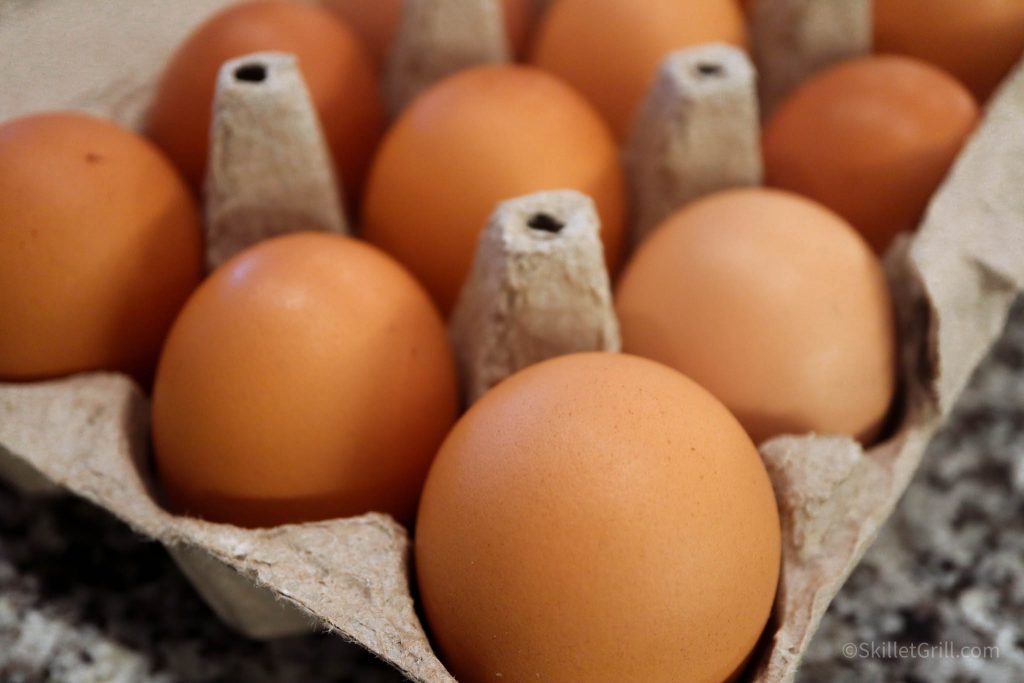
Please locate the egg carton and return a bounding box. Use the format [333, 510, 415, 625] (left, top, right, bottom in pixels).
[2, 1, 1023, 682]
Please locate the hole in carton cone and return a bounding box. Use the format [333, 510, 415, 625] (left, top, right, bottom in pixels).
[695, 62, 724, 78]
[527, 213, 564, 234]
[234, 63, 268, 83]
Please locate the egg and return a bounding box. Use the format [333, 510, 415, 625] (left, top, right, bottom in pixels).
[325, 0, 535, 63]
[147, 0, 383, 203]
[416, 352, 780, 683]
[615, 188, 896, 445]
[361, 65, 627, 315]
[151, 232, 458, 527]
[529, 0, 747, 138]
[875, 0, 1024, 101]
[763, 55, 979, 253]
[0, 112, 202, 383]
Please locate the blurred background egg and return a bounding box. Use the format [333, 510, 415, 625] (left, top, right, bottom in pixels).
[416, 352, 780, 683]
[763, 55, 979, 253]
[324, 0, 535, 63]
[361, 64, 626, 314]
[0, 112, 202, 383]
[529, 0, 747, 138]
[147, 0, 383, 204]
[152, 232, 458, 527]
[875, 0, 1024, 101]
[616, 188, 897, 445]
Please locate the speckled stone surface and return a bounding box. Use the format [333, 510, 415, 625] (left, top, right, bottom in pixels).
[1, 301, 1022, 683]
[797, 297, 1024, 683]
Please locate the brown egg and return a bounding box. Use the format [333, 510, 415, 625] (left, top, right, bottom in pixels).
[616, 188, 896, 445]
[763, 55, 979, 253]
[416, 352, 780, 683]
[147, 0, 383, 203]
[529, 0, 746, 138]
[875, 0, 1024, 101]
[325, 0, 535, 62]
[0, 112, 202, 383]
[361, 64, 627, 315]
[151, 232, 458, 527]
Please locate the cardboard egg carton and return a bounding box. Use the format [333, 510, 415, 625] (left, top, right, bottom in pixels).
[2, 1, 1023, 681]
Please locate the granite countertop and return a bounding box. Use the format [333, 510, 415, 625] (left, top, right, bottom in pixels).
[1, 301, 1022, 683]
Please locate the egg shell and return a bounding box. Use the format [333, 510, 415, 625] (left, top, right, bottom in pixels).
[147, 0, 384, 204]
[151, 232, 458, 527]
[530, 0, 746, 138]
[615, 187, 897, 445]
[325, 0, 534, 63]
[361, 64, 627, 315]
[875, 0, 1024, 101]
[747, 0, 874, 117]
[3, 1, 1024, 680]
[0, 112, 202, 383]
[763, 55, 979, 253]
[416, 352, 781, 683]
